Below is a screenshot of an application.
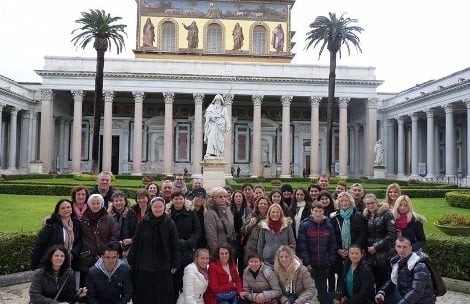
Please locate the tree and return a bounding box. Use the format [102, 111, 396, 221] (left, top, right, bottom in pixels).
[305, 12, 363, 175]
[71, 9, 127, 173]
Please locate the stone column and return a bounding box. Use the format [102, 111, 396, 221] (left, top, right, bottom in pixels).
[366, 98, 378, 176]
[426, 109, 435, 178]
[71, 90, 84, 173]
[102, 91, 114, 173]
[193, 93, 204, 176]
[353, 124, 361, 175]
[30, 111, 38, 161]
[251, 95, 263, 177]
[132, 92, 144, 175]
[281, 95, 293, 178]
[39, 89, 54, 172]
[58, 117, 66, 172]
[309, 96, 321, 177]
[338, 97, 350, 177]
[8, 107, 19, 170]
[466, 99, 470, 179]
[223, 94, 234, 177]
[397, 116, 406, 178]
[163, 92, 175, 175]
[0, 103, 4, 167]
[410, 113, 419, 177]
[444, 104, 456, 178]
[384, 119, 395, 174]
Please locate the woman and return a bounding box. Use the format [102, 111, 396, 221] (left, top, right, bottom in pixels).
[307, 184, 321, 202]
[383, 183, 401, 209]
[145, 182, 159, 199]
[31, 199, 81, 271]
[289, 187, 312, 237]
[273, 246, 318, 304]
[108, 191, 136, 243]
[204, 244, 243, 304]
[269, 189, 291, 217]
[29, 245, 87, 303]
[71, 185, 89, 220]
[363, 193, 396, 288]
[131, 188, 150, 224]
[166, 190, 202, 302]
[318, 190, 336, 217]
[392, 195, 426, 251]
[242, 183, 255, 209]
[177, 248, 210, 304]
[241, 196, 270, 265]
[78, 194, 119, 287]
[240, 253, 282, 303]
[128, 196, 180, 304]
[334, 244, 375, 304]
[258, 204, 295, 266]
[192, 187, 208, 249]
[205, 187, 236, 255]
[231, 190, 252, 276]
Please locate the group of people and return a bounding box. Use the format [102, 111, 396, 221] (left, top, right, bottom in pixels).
[29, 172, 437, 304]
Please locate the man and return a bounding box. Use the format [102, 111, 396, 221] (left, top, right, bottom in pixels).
[349, 183, 365, 212]
[318, 174, 330, 191]
[191, 187, 207, 249]
[90, 171, 114, 209]
[86, 242, 132, 304]
[161, 180, 174, 204]
[185, 177, 203, 200]
[296, 202, 337, 304]
[173, 173, 188, 193]
[375, 237, 436, 304]
[280, 183, 293, 207]
[333, 181, 347, 200]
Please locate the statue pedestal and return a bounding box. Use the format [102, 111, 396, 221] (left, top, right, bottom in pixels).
[202, 158, 227, 192]
[373, 166, 386, 179]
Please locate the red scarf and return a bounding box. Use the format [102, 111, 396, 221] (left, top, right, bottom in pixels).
[396, 213, 408, 230]
[268, 219, 282, 233]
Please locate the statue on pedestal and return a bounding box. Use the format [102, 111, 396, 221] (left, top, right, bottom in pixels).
[374, 139, 384, 166]
[204, 94, 231, 158]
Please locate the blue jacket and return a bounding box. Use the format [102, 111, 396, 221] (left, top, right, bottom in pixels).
[296, 216, 337, 267]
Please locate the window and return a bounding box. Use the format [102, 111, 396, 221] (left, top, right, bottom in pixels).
[252, 25, 267, 55]
[206, 23, 222, 53]
[175, 123, 191, 162]
[161, 21, 176, 52]
[234, 124, 250, 163]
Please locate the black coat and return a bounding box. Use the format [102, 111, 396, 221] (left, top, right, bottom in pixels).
[330, 210, 367, 250]
[399, 215, 426, 252]
[29, 268, 77, 304]
[31, 215, 81, 270]
[335, 259, 375, 304]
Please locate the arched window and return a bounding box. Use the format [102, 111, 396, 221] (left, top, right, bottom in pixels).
[252, 25, 267, 55]
[206, 23, 222, 53]
[161, 21, 176, 52]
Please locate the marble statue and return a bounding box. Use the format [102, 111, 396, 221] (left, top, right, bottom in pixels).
[204, 94, 231, 158]
[374, 139, 384, 166]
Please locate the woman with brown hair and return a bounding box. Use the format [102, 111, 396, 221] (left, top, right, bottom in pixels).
[241, 196, 270, 265]
[71, 185, 89, 220]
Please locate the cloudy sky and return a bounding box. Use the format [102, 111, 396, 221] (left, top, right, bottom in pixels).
[0, 0, 469, 92]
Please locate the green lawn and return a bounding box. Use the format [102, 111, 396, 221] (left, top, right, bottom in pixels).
[0, 194, 469, 235]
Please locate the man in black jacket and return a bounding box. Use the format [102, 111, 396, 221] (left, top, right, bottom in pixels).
[86, 242, 132, 304]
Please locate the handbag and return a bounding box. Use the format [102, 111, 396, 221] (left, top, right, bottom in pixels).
[215, 289, 238, 303]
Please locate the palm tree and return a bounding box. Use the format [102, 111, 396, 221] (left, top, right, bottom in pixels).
[71, 9, 127, 173]
[305, 12, 363, 175]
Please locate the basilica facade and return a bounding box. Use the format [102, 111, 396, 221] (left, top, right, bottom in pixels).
[0, 0, 469, 180]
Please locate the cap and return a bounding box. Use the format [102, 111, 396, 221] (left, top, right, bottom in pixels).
[223, 185, 233, 193]
[192, 187, 207, 198]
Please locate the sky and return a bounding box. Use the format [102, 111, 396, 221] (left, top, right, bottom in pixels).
[1, 0, 469, 92]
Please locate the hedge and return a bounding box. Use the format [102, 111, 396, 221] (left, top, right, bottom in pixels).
[1, 232, 468, 280]
[445, 191, 470, 209]
[0, 184, 139, 197]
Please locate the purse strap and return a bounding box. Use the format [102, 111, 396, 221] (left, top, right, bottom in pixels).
[54, 271, 71, 300]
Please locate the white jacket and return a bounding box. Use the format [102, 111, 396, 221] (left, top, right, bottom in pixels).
[177, 262, 208, 304]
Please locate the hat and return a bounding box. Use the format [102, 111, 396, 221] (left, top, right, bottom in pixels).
[280, 184, 293, 193]
[223, 185, 233, 193]
[150, 196, 165, 205]
[192, 187, 207, 198]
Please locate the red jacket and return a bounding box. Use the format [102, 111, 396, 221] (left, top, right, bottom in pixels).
[204, 260, 243, 304]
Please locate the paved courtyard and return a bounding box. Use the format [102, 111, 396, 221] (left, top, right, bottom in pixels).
[1, 282, 469, 304]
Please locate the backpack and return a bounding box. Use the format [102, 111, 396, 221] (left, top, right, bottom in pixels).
[422, 258, 447, 296]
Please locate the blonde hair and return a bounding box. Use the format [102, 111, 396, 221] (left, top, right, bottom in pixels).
[392, 195, 414, 223]
[274, 245, 297, 287]
[336, 191, 355, 209]
[267, 203, 285, 220]
[207, 187, 227, 208]
[384, 183, 402, 208]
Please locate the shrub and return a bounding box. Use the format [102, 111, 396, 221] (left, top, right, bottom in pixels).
[445, 191, 470, 209]
[436, 214, 470, 226]
[0, 232, 36, 275]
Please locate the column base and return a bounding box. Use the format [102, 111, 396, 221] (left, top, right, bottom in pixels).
[131, 172, 143, 176]
[280, 174, 291, 178]
[201, 159, 227, 192]
[373, 166, 386, 179]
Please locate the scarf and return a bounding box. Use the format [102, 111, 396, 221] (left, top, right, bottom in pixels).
[61, 216, 74, 252]
[197, 263, 209, 280]
[86, 208, 106, 223]
[340, 207, 353, 249]
[268, 219, 282, 233]
[149, 213, 166, 259]
[396, 213, 408, 230]
[73, 204, 87, 220]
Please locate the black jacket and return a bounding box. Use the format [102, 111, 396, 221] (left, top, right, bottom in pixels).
[330, 209, 367, 250]
[29, 268, 77, 304]
[399, 215, 426, 252]
[31, 215, 81, 270]
[335, 259, 375, 304]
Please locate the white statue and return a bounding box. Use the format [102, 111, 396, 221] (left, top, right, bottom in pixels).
[374, 139, 384, 166]
[204, 94, 231, 158]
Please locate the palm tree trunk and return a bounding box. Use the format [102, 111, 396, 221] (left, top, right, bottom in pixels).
[326, 50, 337, 175]
[91, 49, 105, 174]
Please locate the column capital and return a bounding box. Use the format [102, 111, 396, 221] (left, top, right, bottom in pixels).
[252, 94, 263, 106]
[309, 96, 321, 107]
[104, 91, 114, 103]
[464, 97, 470, 107]
[397, 116, 406, 124]
[281, 95, 293, 106]
[367, 97, 378, 109]
[339, 97, 350, 108]
[71, 90, 84, 100]
[40, 89, 54, 101]
[193, 93, 205, 104]
[0, 102, 5, 109]
[443, 103, 453, 114]
[132, 91, 145, 103]
[426, 109, 434, 118]
[9, 107, 20, 114]
[22, 110, 32, 119]
[385, 119, 394, 127]
[411, 112, 419, 122]
[223, 93, 234, 105]
[163, 92, 175, 104]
